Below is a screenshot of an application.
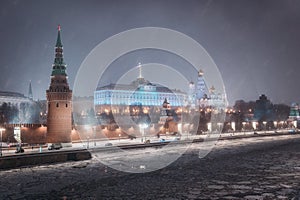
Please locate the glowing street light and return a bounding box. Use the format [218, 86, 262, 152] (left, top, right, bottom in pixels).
[87, 136, 90, 149]
[207, 122, 212, 132]
[273, 121, 278, 129]
[217, 122, 223, 132]
[116, 127, 122, 142]
[93, 126, 97, 146]
[231, 122, 236, 132]
[252, 121, 257, 131]
[293, 120, 297, 129]
[139, 123, 148, 143]
[242, 122, 246, 134]
[188, 123, 192, 139]
[263, 121, 267, 133]
[0, 128, 5, 157]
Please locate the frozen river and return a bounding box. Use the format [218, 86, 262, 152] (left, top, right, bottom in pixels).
[1, 134, 300, 199]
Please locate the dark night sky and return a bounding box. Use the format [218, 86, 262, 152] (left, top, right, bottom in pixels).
[1, 0, 300, 106]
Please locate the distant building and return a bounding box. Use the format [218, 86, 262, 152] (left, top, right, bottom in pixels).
[0, 91, 32, 106]
[207, 86, 226, 109]
[94, 64, 186, 115]
[188, 69, 226, 110]
[288, 103, 300, 128]
[46, 25, 72, 146]
[0, 91, 36, 124]
[253, 94, 274, 122]
[289, 103, 300, 121]
[195, 70, 209, 108]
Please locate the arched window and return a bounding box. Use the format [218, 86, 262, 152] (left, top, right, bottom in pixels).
[56, 102, 59, 107]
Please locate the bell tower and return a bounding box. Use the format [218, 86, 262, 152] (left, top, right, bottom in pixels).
[46, 25, 72, 146]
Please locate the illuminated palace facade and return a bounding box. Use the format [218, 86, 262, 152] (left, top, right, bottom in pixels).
[94, 68, 225, 115]
[94, 75, 186, 114]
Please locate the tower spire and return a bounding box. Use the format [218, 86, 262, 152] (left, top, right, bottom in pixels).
[138, 62, 142, 78]
[52, 25, 67, 76]
[28, 80, 33, 100]
[56, 25, 63, 47]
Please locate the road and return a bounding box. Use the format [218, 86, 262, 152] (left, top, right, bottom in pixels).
[1, 134, 300, 199]
[0, 130, 289, 156]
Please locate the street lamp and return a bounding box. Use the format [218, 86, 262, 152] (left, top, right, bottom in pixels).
[207, 122, 212, 133]
[187, 123, 190, 139]
[280, 121, 284, 129]
[116, 128, 121, 142]
[293, 120, 297, 129]
[178, 123, 182, 136]
[242, 122, 246, 134]
[217, 122, 223, 132]
[87, 136, 89, 149]
[263, 121, 267, 133]
[139, 124, 148, 143]
[93, 126, 96, 146]
[0, 128, 5, 157]
[252, 121, 257, 131]
[273, 121, 278, 130]
[231, 121, 236, 132]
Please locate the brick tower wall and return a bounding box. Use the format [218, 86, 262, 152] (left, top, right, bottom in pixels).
[46, 91, 72, 144]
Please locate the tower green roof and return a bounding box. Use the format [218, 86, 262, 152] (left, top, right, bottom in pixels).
[56, 25, 63, 47]
[51, 25, 67, 76]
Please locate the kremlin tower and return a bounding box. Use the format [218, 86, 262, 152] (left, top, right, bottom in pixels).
[46, 25, 72, 146]
[196, 69, 209, 108]
[196, 69, 207, 100]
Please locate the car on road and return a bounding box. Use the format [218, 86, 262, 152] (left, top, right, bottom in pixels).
[48, 143, 62, 150]
[15, 146, 24, 153]
[144, 139, 151, 144]
[128, 135, 136, 140]
[104, 142, 113, 147]
[288, 129, 296, 133]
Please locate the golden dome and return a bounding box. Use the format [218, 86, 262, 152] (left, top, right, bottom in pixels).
[198, 69, 204, 76]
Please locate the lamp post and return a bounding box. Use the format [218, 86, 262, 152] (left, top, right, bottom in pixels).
[0, 128, 5, 157]
[217, 122, 222, 132]
[178, 123, 182, 137]
[139, 124, 148, 143]
[116, 128, 121, 142]
[252, 121, 257, 131]
[242, 122, 246, 134]
[207, 122, 212, 133]
[187, 123, 190, 139]
[281, 121, 285, 129]
[139, 124, 143, 143]
[263, 121, 267, 133]
[231, 121, 236, 133]
[273, 121, 278, 131]
[93, 126, 96, 146]
[293, 120, 297, 130]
